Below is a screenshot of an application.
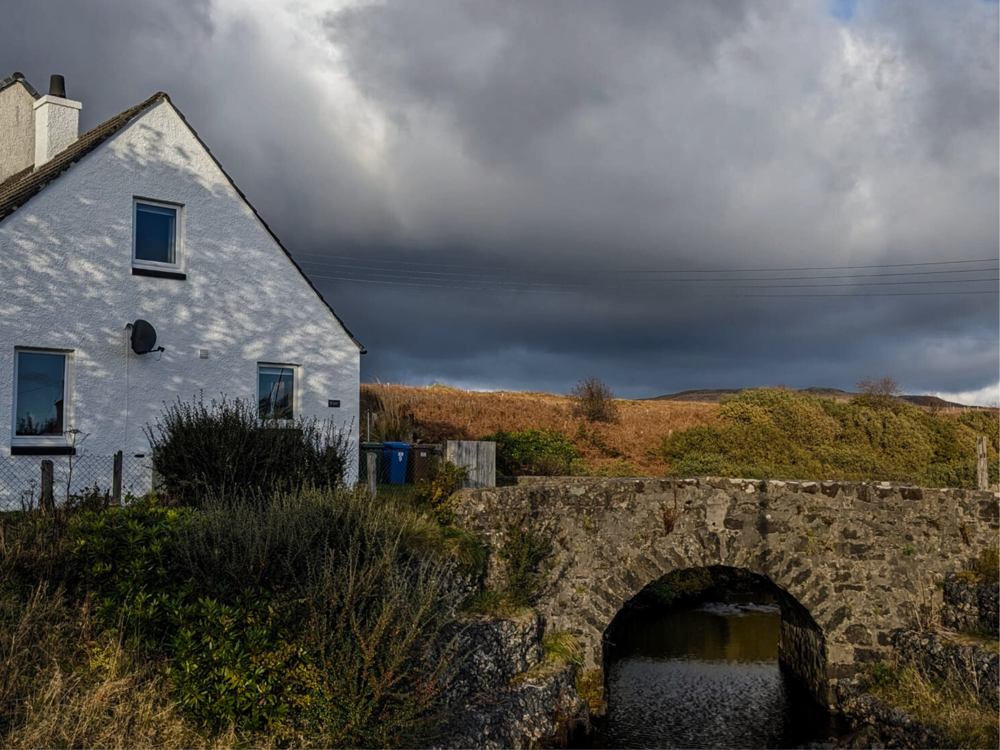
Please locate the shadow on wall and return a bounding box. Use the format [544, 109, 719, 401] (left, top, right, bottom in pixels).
[0, 103, 358, 474]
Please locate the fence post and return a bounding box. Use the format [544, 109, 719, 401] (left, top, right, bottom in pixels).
[976, 436, 988, 491]
[367, 452, 377, 498]
[40, 459, 54, 514]
[113, 451, 123, 505]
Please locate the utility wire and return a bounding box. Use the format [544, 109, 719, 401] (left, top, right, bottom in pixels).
[305, 266, 999, 291]
[291, 252, 998, 274]
[307, 272, 1000, 298]
[296, 259, 999, 283]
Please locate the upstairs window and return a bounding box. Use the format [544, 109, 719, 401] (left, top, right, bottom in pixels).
[14, 350, 67, 438]
[258, 364, 296, 420]
[133, 199, 179, 268]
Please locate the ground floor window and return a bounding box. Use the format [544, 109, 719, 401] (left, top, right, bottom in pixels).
[258, 364, 296, 420]
[14, 349, 68, 438]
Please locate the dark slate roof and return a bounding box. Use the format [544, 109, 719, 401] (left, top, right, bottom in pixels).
[0, 86, 364, 352]
[0, 72, 40, 99]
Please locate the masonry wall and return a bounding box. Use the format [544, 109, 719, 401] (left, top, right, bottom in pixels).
[0, 99, 360, 500]
[454, 477, 1000, 708]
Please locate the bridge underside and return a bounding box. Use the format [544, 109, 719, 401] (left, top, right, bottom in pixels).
[454, 477, 999, 709]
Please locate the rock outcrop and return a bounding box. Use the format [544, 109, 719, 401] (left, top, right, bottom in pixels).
[435, 612, 588, 749]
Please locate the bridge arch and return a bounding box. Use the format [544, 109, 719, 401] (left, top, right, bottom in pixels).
[455, 477, 999, 708]
[604, 565, 829, 702]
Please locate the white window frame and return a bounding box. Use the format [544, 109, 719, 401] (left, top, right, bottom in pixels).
[257, 362, 300, 423]
[132, 197, 183, 272]
[11, 348, 74, 447]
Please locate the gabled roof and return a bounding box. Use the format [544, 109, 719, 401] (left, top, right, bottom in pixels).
[0, 82, 364, 352]
[0, 71, 40, 99]
[0, 92, 167, 221]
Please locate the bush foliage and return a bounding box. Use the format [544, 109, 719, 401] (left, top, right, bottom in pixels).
[413, 458, 468, 523]
[662, 389, 999, 488]
[2, 484, 470, 747]
[484, 428, 581, 476]
[145, 395, 352, 506]
[570, 376, 619, 424]
[498, 521, 553, 606]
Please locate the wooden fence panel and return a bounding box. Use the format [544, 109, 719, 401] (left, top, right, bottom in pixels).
[445, 440, 496, 488]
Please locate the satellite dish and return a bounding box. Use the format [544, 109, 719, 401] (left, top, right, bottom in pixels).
[130, 319, 159, 355]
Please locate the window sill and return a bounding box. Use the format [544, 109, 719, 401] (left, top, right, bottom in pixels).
[10, 445, 76, 456]
[132, 267, 186, 280]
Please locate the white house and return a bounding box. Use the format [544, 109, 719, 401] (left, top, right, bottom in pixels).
[0, 73, 363, 503]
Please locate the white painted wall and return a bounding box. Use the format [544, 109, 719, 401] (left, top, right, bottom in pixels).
[0, 99, 360, 502]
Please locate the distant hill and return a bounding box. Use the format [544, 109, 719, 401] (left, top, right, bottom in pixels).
[647, 387, 982, 409]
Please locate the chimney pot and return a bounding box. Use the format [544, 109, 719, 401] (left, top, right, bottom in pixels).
[49, 74, 66, 98]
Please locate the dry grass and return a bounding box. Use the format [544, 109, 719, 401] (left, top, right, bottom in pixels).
[868, 663, 999, 749]
[361, 383, 718, 475]
[0, 584, 236, 750]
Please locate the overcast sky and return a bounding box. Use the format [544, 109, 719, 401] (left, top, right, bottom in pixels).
[3, 0, 998, 403]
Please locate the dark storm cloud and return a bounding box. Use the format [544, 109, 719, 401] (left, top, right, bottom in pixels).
[2, 0, 997, 401]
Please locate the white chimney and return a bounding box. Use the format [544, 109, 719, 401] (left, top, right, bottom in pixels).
[33, 75, 80, 167]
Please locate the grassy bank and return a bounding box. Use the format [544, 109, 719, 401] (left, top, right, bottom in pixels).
[0, 488, 480, 748]
[1, 396, 488, 748]
[365, 383, 998, 487]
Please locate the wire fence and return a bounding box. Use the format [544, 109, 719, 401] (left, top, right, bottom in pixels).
[0, 453, 153, 511]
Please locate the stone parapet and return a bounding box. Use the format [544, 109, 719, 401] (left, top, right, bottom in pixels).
[454, 476, 999, 710]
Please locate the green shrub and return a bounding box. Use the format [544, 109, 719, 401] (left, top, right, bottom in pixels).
[640, 567, 713, 606]
[498, 522, 553, 606]
[662, 389, 998, 488]
[64, 487, 465, 744]
[413, 458, 468, 523]
[144, 395, 352, 506]
[484, 428, 580, 476]
[68, 496, 196, 647]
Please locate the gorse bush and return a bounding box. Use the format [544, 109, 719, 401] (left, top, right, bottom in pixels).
[662, 388, 999, 488]
[145, 395, 352, 505]
[485, 428, 580, 476]
[570, 376, 619, 424]
[413, 458, 468, 523]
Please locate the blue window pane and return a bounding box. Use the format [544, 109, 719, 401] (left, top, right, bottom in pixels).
[16, 352, 65, 436]
[135, 203, 176, 264]
[258, 366, 294, 420]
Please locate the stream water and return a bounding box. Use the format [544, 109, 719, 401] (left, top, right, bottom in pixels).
[581, 591, 847, 748]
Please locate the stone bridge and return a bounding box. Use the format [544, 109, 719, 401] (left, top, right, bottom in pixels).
[454, 477, 999, 708]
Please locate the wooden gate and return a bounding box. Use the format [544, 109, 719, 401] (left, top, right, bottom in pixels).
[444, 440, 496, 488]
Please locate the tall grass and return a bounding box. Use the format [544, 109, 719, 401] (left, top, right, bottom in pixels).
[1, 484, 473, 748]
[866, 662, 999, 749]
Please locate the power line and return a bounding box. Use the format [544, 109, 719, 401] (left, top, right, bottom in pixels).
[306, 266, 998, 291]
[291, 252, 998, 274]
[296, 259, 999, 283]
[308, 272, 1000, 298]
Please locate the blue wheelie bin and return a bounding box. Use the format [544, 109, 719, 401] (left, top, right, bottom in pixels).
[382, 442, 410, 484]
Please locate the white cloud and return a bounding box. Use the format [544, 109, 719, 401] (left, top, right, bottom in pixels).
[931, 381, 1000, 408]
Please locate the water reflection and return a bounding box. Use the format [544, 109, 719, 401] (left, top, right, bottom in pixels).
[587, 592, 844, 749]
